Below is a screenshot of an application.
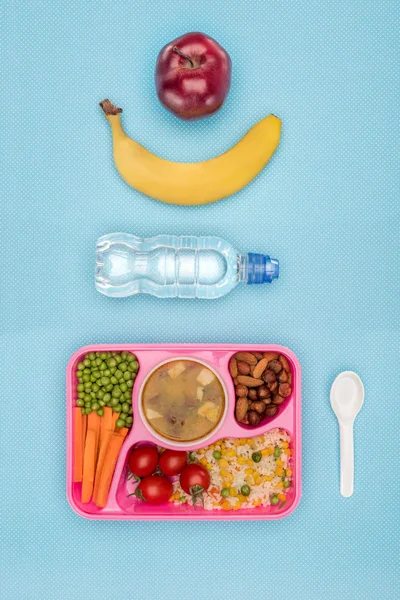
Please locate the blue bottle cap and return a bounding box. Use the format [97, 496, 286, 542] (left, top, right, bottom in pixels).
[247, 253, 279, 284]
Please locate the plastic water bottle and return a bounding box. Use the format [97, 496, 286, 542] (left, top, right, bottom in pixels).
[95, 233, 279, 299]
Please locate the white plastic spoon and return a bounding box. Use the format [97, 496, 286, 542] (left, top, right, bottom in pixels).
[330, 371, 364, 497]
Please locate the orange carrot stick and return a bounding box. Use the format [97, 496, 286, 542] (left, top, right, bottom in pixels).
[82, 414, 87, 452]
[73, 408, 84, 483]
[111, 411, 120, 430]
[93, 408, 115, 503]
[81, 429, 96, 503]
[87, 411, 101, 462]
[95, 430, 128, 508]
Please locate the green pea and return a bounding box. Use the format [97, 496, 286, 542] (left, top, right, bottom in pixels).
[82, 374, 90, 383]
[83, 368, 91, 375]
[78, 392, 85, 399]
[99, 362, 107, 371]
[112, 387, 122, 398]
[213, 450, 222, 460]
[76, 384, 84, 392]
[88, 352, 96, 360]
[120, 412, 128, 421]
[105, 383, 113, 392]
[123, 390, 131, 401]
[121, 363, 129, 372]
[189, 451, 196, 462]
[90, 360, 97, 368]
[128, 406, 133, 415]
[132, 361, 139, 372]
[101, 376, 110, 386]
[81, 407, 86, 415]
[110, 368, 116, 375]
[115, 418, 125, 428]
[77, 362, 85, 370]
[83, 359, 91, 367]
[90, 392, 96, 398]
[107, 357, 117, 368]
[85, 401, 91, 408]
[91, 402, 100, 411]
[131, 373, 137, 381]
[92, 370, 100, 380]
[241, 485, 251, 497]
[76, 399, 84, 407]
[126, 380, 133, 389]
[103, 369, 111, 377]
[100, 352, 107, 360]
[283, 480, 291, 489]
[123, 371, 131, 381]
[120, 382, 127, 392]
[95, 357, 102, 366]
[84, 394, 91, 402]
[77, 376, 83, 383]
[97, 409, 104, 417]
[97, 389, 105, 399]
[90, 375, 97, 382]
[122, 402, 130, 413]
[115, 370, 123, 380]
[85, 407, 92, 414]
[103, 393, 111, 403]
[221, 488, 230, 498]
[252, 452, 262, 463]
[121, 351, 128, 359]
[115, 355, 122, 364]
[274, 447, 282, 458]
[271, 495, 279, 505]
[126, 353, 134, 362]
[110, 376, 118, 385]
[98, 400, 105, 407]
[114, 403, 122, 413]
[126, 416, 133, 425]
[92, 383, 99, 393]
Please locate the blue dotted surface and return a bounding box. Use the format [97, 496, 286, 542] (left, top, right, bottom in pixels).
[1, 1, 399, 599]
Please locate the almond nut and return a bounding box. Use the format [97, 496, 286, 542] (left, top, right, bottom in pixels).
[252, 357, 269, 379]
[279, 355, 290, 372]
[234, 352, 258, 365]
[263, 352, 279, 362]
[236, 375, 264, 387]
[237, 361, 251, 375]
[235, 397, 249, 422]
[229, 357, 238, 378]
[254, 352, 264, 360]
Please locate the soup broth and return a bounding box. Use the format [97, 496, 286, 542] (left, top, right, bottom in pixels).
[142, 360, 225, 442]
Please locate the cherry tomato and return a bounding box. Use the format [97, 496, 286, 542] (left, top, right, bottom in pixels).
[128, 445, 158, 478]
[179, 463, 210, 507]
[135, 475, 173, 505]
[159, 450, 187, 476]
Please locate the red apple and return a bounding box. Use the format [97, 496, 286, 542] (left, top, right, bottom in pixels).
[155, 32, 231, 121]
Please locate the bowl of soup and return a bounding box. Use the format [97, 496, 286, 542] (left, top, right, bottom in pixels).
[139, 358, 227, 445]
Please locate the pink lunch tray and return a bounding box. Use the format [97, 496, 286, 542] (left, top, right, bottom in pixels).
[66, 344, 301, 520]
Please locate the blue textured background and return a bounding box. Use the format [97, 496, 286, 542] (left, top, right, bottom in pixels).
[1, 1, 399, 599]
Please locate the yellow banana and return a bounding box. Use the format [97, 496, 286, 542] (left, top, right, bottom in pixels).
[100, 99, 281, 206]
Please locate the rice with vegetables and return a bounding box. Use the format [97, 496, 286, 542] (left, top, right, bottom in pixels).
[171, 428, 292, 511]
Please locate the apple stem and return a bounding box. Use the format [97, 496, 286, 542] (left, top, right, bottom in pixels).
[172, 46, 194, 68]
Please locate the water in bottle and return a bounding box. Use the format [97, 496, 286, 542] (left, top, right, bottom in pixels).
[95, 233, 279, 299]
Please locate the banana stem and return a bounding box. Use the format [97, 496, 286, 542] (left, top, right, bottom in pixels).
[100, 99, 123, 116]
[172, 46, 194, 68]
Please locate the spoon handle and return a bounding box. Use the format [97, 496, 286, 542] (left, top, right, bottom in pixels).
[339, 422, 354, 497]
